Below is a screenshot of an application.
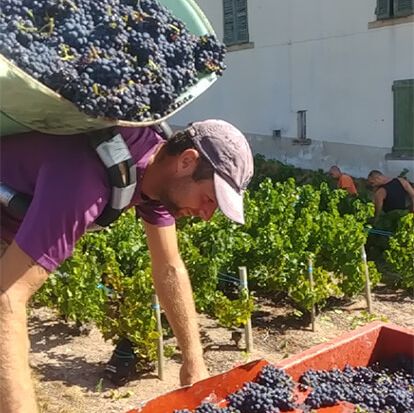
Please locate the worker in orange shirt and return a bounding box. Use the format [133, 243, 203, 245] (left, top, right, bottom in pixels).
[329, 166, 358, 196]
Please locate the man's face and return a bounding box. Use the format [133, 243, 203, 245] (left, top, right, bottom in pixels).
[368, 175, 382, 188]
[329, 168, 340, 179]
[157, 148, 219, 220]
[158, 175, 218, 220]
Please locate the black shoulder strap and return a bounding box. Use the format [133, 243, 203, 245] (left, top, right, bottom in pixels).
[89, 128, 137, 228]
[92, 122, 173, 227]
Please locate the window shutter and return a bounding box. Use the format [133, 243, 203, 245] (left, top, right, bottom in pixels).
[375, 0, 392, 18]
[223, 0, 235, 45]
[393, 79, 414, 154]
[235, 0, 249, 43]
[393, 0, 414, 17]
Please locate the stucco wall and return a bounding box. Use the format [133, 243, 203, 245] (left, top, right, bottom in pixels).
[171, 0, 414, 177]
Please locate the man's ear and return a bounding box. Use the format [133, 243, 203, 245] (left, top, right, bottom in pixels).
[176, 148, 200, 176]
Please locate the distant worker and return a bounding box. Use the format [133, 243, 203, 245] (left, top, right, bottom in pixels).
[329, 166, 358, 196]
[367, 170, 414, 221]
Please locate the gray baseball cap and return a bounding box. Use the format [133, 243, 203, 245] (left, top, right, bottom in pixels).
[185, 119, 254, 224]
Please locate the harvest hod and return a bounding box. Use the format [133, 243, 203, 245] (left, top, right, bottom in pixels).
[0, 0, 224, 135]
[127, 322, 414, 413]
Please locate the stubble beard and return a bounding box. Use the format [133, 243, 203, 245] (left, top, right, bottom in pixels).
[158, 177, 183, 217]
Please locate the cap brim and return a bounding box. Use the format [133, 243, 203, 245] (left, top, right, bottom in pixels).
[214, 173, 245, 224]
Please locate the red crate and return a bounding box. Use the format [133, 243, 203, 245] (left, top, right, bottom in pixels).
[127, 322, 414, 413]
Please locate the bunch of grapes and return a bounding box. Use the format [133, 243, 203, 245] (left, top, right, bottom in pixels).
[165, 357, 414, 413]
[0, 0, 226, 122]
[300, 356, 414, 412]
[173, 367, 296, 413]
[227, 366, 296, 413]
[174, 404, 240, 413]
[227, 382, 282, 413]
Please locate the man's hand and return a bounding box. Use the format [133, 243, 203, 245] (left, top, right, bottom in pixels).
[180, 358, 209, 386]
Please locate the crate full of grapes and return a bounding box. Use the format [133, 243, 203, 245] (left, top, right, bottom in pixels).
[126, 322, 414, 413]
[0, 0, 225, 135]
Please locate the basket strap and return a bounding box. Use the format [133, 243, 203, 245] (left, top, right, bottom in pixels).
[88, 128, 137, 228]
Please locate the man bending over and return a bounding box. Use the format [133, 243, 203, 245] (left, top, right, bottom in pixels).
[0, 119, 253, 413]
[367, 169, 414, 221]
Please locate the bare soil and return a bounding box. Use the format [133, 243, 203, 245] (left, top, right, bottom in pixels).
[30, 286, 414, 413]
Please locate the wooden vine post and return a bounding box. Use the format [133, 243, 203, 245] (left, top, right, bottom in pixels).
[152, 294, 164, 380]
[239, 266, 253, 353]
[308, 257, 316, 332]
[361, 245, 373, 314]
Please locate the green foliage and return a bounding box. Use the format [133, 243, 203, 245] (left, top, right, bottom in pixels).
[34, 209, 254, 361]
[251, 154, 375, 202]
[233, 179, 379, 309]
[375, 210, 409, 233]
[316, 188, 380, 297]
[385, 213, 414, 290]
[365, 210, 409, 263]
[213, 289, 255, 328]
[178, 213, 253, 313]
[33, 234, 108, 325]
[350, 311, 389, 330]
[34, 211, 158, 361]
[250, 154, 335, 191]
[34, 164, 414, 363]
[179, 178, 380, 311]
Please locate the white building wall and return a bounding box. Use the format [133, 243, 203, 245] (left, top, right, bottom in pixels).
[171, 0, 414, 178]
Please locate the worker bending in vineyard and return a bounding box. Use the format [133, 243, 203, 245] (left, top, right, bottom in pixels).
[367, 169, 414, 222]
[0, 119, 254, 413]
[328, 165, 358, 196]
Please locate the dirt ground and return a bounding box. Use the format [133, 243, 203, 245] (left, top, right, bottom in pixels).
[30, 285, 414, 413]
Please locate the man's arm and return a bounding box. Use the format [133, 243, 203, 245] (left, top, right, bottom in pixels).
[398, 178, 414, 211]
[143, 221, 208, 386]
[373, 188, 386, 222]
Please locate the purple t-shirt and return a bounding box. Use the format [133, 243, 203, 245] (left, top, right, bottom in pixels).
[0, 126, 175, 271]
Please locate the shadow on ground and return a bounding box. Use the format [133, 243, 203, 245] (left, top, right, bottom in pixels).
[251, 297, 313, 334]
[372, 285, 412, 303]
[29, 314, 84, 352]
[32, 353, 108, 391]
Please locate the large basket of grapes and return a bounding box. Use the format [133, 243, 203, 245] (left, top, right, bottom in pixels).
[126, 322, 414, 413]
[0, 0, 226, 135]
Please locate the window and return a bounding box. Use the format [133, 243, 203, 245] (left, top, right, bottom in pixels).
[297, 111, 307, 140]
[223, 0, 249, 46]
[376, 0, 413, 19]
[393, 79, 414, 155]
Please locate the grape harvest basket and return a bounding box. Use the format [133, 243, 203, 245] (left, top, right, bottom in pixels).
[0, 0, 217, 136]
[126, 322, 414, 413]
